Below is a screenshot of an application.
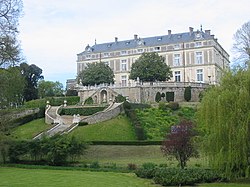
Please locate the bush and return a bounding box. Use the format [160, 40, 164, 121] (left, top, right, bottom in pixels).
[158, 102, 167, 111]
[84, 97, 94, 105]
[167, 102, 179, 111]
[48, 96, 80, 106]
[184, 86, 192, 102]
[66, 89, 78, 96]
[78, 121, 88, 126]
[115, 94, 126, 103]
[136, 167, 225, 186]
[60, 107, 105, 116]
[166, 92, 174, 102]
[24, 99, 46, 108]
[127, 163, 137, 170]
[155, 92, 161, 103]
[89, 161, 100, 169]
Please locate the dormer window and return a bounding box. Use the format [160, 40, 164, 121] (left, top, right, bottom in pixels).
[157, 37, 162, 41]
[125, 41, 130, 45]
[107, 43, 112, 48]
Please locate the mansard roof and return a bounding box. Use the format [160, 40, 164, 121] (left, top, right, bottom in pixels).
[78, 29, 214, 55]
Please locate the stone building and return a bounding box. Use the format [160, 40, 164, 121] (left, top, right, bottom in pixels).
[72, 26, 230, 103]
[76, 26, 229, 86]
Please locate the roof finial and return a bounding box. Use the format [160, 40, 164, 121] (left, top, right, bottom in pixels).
[95, 39, 97, 45]
[200, 24, 203, 31]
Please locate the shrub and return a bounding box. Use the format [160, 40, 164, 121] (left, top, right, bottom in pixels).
[142, 162, 157, 169]
[152, 168, 225, 186]
[66, 89, 78, 96]
[166, 92, 174, 102]
[115, 94, 126, 103]
[158, 102, 167, 111]
[167, 102, 179, 111]
[84, 97, 94, 105]
[60, 107, 105, 116]
[89, 161, 100, 168]
[127, 163, 137, 170]
[184, 86, 192, 102]
[78, 121, 88, 126]
[155, 92, 161, 102]
[48, 96, 80, 106]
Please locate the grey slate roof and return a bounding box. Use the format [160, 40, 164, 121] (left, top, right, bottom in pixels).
[78, 30, 214, 55]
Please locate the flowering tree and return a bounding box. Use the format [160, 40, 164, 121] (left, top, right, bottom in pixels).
[161, 119, 198, 169]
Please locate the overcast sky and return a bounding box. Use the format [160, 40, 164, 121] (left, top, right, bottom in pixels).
[19, 0, 250, 87]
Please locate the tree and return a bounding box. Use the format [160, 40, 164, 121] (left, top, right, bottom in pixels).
[38, 80, 64, 98]
[184, 86, 192, 102]
[0, 66, 25, 108]
[78, 62, 114, 86]
[198, 68, 250, 179]
[0, 0, 23, 67]
[129, 52, 172, 82]
[20, 63, 43, 101]
[155, 92, 161, 102]
[161, 119, 198, 169]
[233, 21, 250, 67]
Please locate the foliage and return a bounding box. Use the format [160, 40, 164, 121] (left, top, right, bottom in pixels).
[135, 108, 178, 140]
[84, 97, 94, 105]
[60, 107, 105, 116]
[124, 109, 147, 140]
[233, 21, 250, 67]
[153, 168, 224, 186]
[114, 94, 126, 103]
[129, 52, 172, 82]
[20, 63, 44, 101]
[77, 62, 114, 86]
[166, 92, 174, 102]
[184, 86, 192, 102]
[38, 80, 64, 98]
[177, 107, 196, 120]
[90, 140, 162, 145]
[8, 135, 87, 165]
[155, 92, 161, 102]
[198, 68, 250, 179]
[127, 163, 137, 170]
[0, 66, 25, 108]
[69, 115, 136, 141]
[78, 121, 88, 126]
[167, 101, 179, 111]
[161, 119, 198, 169]
[158, 102, 168, 111]
[66, 89, 78, 96]
[0, 0, 23, 67]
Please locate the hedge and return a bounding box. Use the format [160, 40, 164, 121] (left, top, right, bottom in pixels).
[136, 167, 226, 186]
[90, 140, 162, 145]
[60, 107, 106, 116]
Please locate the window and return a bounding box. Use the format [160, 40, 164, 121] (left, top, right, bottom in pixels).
[174, 44, 180, 49]
[103, 61, 109, 66]
[195, 52, 203, 64]
[195, 42, 202, 47]
[174, 71, 181, 82]
[173, 54, 181, 66]
[121, 50, 127, 55]
[137, 49, 143, 53]
[104, 52, 109, 57]
[196, 69, 203, 82]
[157, 37, 162, 41]
[86, 55, 91, 59]
[121, 59, 127, 71]
[154, 46, 160, 51]
[121, 75, 127, 87]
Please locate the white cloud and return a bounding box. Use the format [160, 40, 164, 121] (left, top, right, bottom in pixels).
[19, 0, 250, 87]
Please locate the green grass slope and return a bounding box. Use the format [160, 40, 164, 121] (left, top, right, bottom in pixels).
[69, 115, 136, 141]
[11, 118, 51, 140]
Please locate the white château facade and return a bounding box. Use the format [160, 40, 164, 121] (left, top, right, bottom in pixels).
[76, 27, 229, 88]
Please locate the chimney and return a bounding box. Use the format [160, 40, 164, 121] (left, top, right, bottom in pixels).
[211, 34, 215, 38]
[168, 30, 171, 35]
[205, 30, 211, 35]
[189, 27, 194, 35]
[115, 37, 118, 43]
[134, 34, 138, 40]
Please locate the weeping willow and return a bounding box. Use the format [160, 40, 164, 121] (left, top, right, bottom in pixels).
[198, 68, 250, 179]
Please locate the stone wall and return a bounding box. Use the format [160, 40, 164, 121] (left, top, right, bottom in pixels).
[78, 84, 207, 104]
[80, 103, 123, 124]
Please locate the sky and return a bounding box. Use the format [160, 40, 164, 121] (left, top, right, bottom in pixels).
[19, 0, 250, 88]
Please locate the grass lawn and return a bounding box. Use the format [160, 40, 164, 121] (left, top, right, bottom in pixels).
[0, 167, 158, 187]
[80, 145, 209, 168]
[11, 118, 51, 140]
[198, 183, 250, 187]
[69, 115, 136, 141]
